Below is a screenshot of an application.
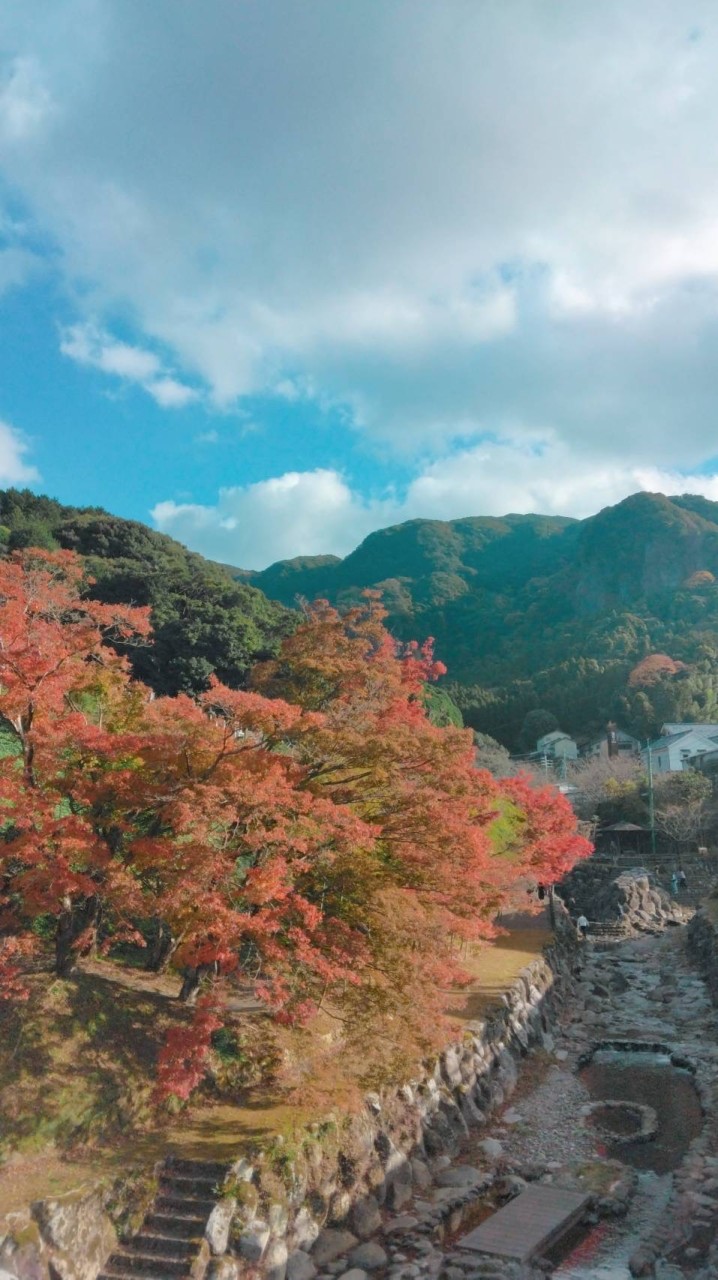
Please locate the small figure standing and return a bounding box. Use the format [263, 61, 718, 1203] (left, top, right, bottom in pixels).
[671, 872, 679, 894]
[678, 869, 688, 891]
[576, 913, 589, 940]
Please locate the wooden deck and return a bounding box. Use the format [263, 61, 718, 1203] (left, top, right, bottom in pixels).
[457, 1184, 591, 1263]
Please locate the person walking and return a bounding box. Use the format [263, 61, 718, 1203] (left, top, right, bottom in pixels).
[576, 913, 589, 940]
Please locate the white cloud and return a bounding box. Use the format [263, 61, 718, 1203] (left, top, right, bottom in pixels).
[0, 420, 40, 485]
[0, 56, 53, 144]
[152, 470, 387, 568]
[59, 321, 197, 408]
[152, 441, 718, 570]
[6, 2, 718, 483]
[146, 377, 198, 409]
[61, 323, 160, 380]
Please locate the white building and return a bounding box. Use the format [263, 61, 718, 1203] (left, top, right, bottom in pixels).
[536, 730, 579, 761]
[642, 723, 718, 774]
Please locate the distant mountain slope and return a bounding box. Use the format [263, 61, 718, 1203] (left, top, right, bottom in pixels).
[240, 493, 718, 747]
[0, 488, 294, 695]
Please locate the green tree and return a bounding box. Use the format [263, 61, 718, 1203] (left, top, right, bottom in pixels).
[519, 708, 559, 752]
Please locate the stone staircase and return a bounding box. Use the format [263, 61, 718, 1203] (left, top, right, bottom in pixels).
[98, 1157, 228, 1280]
[585, 920, 628, 945]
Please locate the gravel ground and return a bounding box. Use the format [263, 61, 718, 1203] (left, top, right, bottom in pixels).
[489, 1063, 596, 1168]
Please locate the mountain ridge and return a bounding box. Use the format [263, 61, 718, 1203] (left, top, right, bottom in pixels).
[6, 486, 718, 749]
[238, 491, 718, 746]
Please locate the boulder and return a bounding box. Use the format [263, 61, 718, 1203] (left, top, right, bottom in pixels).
[347, 1243, 388, 1271]
[286, 1251, 318, 1280]
[238, 1220, 271, 1262]
[478, 1138, 503, 1160]
[30, 1187, 117, 1280]
[207, 1261, 242, 1280]
[383, 1215, 418, 1233]
[410, 1160, 433, 1190]
[349, 1196, 381, 1240]
[293, 1206, 322, 1250]
[310, 1229, 359, 1267]
[264, 1239, 289, 1280]
[205, 1198, 236, 1255]
[385, 1163, 413, 1212]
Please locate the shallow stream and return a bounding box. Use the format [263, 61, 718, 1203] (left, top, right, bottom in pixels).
[579, 1048, 703, 1174]
[552, 1046, 703, 1276]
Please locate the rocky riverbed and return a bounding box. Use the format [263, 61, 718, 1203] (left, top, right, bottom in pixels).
[301, 928, 718, 1280]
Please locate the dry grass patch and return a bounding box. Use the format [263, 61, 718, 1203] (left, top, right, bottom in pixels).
[1, 913, 553, 1215]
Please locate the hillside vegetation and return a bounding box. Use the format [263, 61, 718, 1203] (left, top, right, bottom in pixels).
[8, 487, 718, 748]
[0, 488, 294, 694]
[241, 492, 718, 747]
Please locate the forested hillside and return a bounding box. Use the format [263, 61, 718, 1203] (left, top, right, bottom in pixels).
[0, 488, 294, 694]
[241, 492, 718, 748]
[8, 487, 718, 749]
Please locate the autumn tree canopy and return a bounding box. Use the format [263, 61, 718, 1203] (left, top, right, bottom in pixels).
[1, 554, 590, 1098]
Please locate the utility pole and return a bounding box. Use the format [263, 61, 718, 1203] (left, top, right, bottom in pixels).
[646, 739, 657, 860]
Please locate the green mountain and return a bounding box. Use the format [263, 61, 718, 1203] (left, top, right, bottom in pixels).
[0, 489, 294, 695]
[240, 492, 718, 747]
[7, 486, 718, 749]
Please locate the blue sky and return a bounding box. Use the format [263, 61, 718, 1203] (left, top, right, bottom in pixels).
[4, 1, 718, 567]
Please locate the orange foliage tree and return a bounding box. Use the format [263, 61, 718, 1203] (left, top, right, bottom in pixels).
[0, 549, 151, 975]
[628, 653, 687, 688]
[1, 558, 590, 1098]
[251, 596, 591, 1065]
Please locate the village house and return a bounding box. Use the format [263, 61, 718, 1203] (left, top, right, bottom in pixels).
[581, 726, 640, 759]
[642, 722, 718, 774]
[535, 729, 579, 760]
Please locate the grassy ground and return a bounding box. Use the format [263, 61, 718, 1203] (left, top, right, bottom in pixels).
[0, 911, 551, 1220]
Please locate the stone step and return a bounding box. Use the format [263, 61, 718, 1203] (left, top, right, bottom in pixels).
[129, 1234, 194, 1260]
[166, 1157, 229, 1181]
[159, 1171, 219, 1197]
[143, 1213, 204, 1241]
[101, 1252, 189, 1277]
[97, 1269, 189, 1280]
[98, 1271, 189, 1280]
[155, 1192, 215, 1218]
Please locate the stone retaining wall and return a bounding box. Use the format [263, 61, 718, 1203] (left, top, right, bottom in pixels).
[687, 906, 718, 1005]
[201, 907, 582, 1280]
[0, 907, 581, 1280]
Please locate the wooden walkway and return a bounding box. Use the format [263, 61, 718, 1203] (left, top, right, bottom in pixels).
[458, 1184, 591, 1263]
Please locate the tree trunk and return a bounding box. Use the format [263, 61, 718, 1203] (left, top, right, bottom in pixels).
[178, 962, 218, 1003]
[55, 896, 99, 977]
[147, 922, 178, 973]
[55, 911, 78, 977]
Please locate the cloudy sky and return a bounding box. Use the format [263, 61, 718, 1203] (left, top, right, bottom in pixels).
[3, 1, 718, 567]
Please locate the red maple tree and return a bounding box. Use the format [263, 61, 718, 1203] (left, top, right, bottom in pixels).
[0, 549, 151, 973]
[1, 557, 590, 1101]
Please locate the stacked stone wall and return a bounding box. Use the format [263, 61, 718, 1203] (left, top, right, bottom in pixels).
[199, 907, 581, 1279]
[0, 907, 581, 1280]
[687, 906, 718, 1005]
